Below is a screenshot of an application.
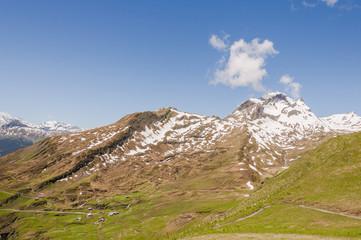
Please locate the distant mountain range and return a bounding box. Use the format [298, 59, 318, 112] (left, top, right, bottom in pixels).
[0, 112, 83, 156]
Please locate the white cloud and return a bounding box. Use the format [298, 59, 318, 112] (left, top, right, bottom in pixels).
[321, 0, 338, 7]
[302, 1, 316, 7]
[209, 34, 229, 51]
[279, 74, 302, 99]
[210, 37, 279, 91]
[280, 74, 293, 84]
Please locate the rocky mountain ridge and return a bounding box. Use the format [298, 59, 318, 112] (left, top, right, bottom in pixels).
[0, 92, 360, 202]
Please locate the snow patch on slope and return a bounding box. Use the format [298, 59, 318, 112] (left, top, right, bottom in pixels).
[247, 181, 254, 190]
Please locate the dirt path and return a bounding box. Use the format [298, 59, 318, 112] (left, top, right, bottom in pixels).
[0, 208, 86, 215]
[299, 205, 361, 220]
[213, 206, 270, 228]
[185, 233, 353, 240]
[96, 223, 103, 240]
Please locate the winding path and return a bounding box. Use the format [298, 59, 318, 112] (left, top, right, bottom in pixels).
[214, 206, 270, 228]
[299, 205, 361, 220]
[0, 208, 85, 215]
[213, 204, 361, 230]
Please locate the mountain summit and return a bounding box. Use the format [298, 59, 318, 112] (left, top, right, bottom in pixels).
[0, 92, 360, 196]
[228, 92, 329, 150]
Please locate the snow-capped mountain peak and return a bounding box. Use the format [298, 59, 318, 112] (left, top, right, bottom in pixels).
[38, 120, 83, 133]
[230, 91, 317, 123]
[0, 112, 84, 156]
[226, 92, 361, 153]
[227, 92, 331, 151]
[0, 113, 83, 134]
[0, 112, 18, 125]
[321, 112, 361, 133]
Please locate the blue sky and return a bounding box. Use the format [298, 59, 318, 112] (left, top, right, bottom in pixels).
[1, 0, 360, 129]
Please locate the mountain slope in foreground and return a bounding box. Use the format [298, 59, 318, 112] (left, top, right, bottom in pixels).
[0, 93, 360, 239]
[182, 132, 361, 239]
[0, 112, 83, 156]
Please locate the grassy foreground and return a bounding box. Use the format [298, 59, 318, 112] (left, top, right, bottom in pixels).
[177, 132, 361, 239]
[0, 187, 247, 239]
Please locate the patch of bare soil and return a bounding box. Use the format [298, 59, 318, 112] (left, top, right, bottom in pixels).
[164, 213, 199, 233]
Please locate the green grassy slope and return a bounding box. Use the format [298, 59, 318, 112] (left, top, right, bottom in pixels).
[261, 131, 360, 213]
[179, 132, 361, 239]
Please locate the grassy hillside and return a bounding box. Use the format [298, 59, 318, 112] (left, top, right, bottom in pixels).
[247, 130, 361, 213]
[0, 144, 253, 239]
[1, 132, 360, 239]
[179, 132, 361, 239]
